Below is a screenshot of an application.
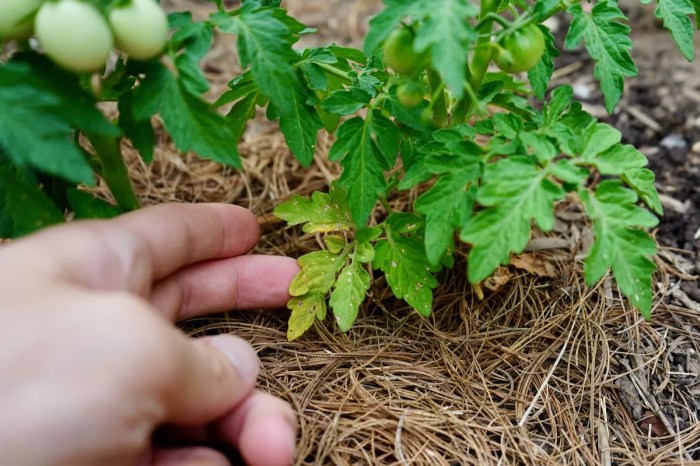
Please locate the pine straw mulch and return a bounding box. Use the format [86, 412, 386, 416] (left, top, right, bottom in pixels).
[97, 1, 700, 464]
[105, 126, 700, 464]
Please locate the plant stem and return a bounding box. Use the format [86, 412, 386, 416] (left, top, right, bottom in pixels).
[315, 63, 352, 82]
[452, 0, 499, 126]
[427, 68, 449, 128]
[87, 133, 140, 212]
[214, 0, 226, 13]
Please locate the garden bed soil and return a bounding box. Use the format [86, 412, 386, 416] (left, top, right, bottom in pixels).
[121, 1, 700, 463]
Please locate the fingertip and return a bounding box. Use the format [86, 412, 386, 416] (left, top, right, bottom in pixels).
[214, 392, 297, 466]
[239, 416, 296, 466]
[146, 447, 231, 466]
[208, 204, 260, 255]
[204, 335, 260, 386]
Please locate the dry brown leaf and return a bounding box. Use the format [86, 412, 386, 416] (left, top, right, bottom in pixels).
[511, 254, 558, 277]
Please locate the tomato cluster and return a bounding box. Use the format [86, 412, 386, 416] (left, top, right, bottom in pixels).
[1, 0, 169, 72]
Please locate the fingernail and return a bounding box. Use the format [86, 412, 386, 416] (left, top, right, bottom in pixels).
[207, 335, 259, 384]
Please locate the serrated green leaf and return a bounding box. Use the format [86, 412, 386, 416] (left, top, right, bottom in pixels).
[356, 242, 376, 263]
[534, 0, 563, 20]
[413, 0, 478, 99]
[330, 112, 399, 224]
[0, 63, 94, 185]
[214, 9, 322, 165]
[580, 122, 621, 160]
[0, 167, 64, 237]
[289, 250, 345, 296]
[529, 24, 560, 100]
[329, 258, 370, 331]
[287, 294, 325, 340]
[654, 0, 695, 61]
[581, 181, 659, 317]
[324, 235, 346, 254]
[566, 1, 637, 112]
[592, 144, 648, 175]
[67, 189, 121, 220]
[118, 93, 155, 163]
[415, 163, 480, 265]
[321, 88, 372, 115]
[622, 168, 663, 216]
[374, 229, 439, 317]
[133, 64, 241, 167]
[460, 157, 565, 282]
[273, 186, 355, 233]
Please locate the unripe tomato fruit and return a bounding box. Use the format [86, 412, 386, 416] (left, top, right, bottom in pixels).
[35, 0, 113, 72]
[493, 24, 545, 74]
[0, 0, 43, 40]
[108, 0, 169, 60]
[382, 27, 429, 76]
[397, 80, 424, 108]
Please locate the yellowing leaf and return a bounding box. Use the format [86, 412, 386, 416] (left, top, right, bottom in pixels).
[287, 294, 326, 341]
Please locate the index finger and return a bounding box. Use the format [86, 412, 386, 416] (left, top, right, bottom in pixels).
[3, 203, 260, 294]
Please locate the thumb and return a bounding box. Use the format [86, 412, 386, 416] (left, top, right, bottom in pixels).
[156, 333, 260, 426]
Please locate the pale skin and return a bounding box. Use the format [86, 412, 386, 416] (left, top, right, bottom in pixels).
[0, 203, 301, 466]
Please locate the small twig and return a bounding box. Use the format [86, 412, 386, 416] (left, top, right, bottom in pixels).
[518, 307, 580, 427]
[670, 286, 700, 313]
[395, 409, 409, 466]
[624, 105, 662, 132]
[525, 236, 571, 252]
[599, 397, 612, 466]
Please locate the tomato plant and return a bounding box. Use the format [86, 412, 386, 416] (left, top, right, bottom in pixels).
[1, 0, 697, 340]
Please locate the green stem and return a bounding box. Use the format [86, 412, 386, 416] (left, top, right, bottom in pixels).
[315, 63, 352, 83]
[87, 133, 140, 212]
[214, 0, 226, 13]
[427, 68, 449, 128]
[452, 0, 500, 126]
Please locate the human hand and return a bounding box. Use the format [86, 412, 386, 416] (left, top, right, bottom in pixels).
[0, 203, 300, 466]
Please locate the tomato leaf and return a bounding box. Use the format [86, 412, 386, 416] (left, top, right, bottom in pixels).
[412, 0, 478, 99]
[329, 111, 399, 225]
[118, 93, 155, 163]
[645, 0, 695, 61]
[374, 215, 439, 317]
[566, 1, 637, 113]
[528, 24, 560, 100]
[415, 162, 480, 266]
[215, 7, 322, 166]
[0, 167, 64, 237]
[622, 168, 664, 216]
[287, 294, 326, 341]
[460, 157, 565, 283]
[581, 181, 659, 317]
[273, 185, 355, 233]
[67, 189, 121, 220]
[0, 63, 94, 185]
[133, 64, 241, 167]
[329, 253, 371, 331]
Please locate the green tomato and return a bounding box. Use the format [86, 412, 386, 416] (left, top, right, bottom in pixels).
[108, 0, 168, 60]
[397, 80, 424, 108]
[0, 0, 43, 40]
[35, 0, 113, 72]
[382, 27, 429, 76]
[493, 24, 545, 74]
